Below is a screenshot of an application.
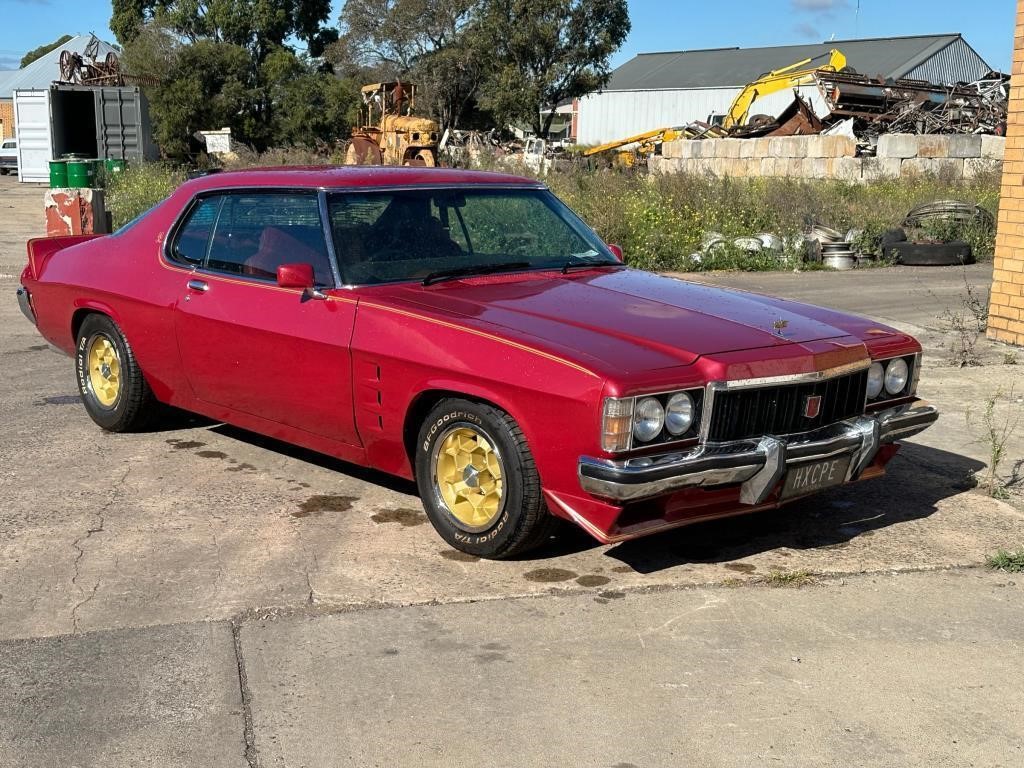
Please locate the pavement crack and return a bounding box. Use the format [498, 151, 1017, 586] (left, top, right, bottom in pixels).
[232, 621, 260, 768]
[70, 464, 130, 633]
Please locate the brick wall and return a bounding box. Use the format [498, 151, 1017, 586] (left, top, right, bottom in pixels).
[0, 99, 13, 140]
[989, 3, 1024, 346]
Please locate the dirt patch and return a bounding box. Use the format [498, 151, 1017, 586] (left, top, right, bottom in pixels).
[168, 440, 206, 450]
[292, 495, 357, 518]
[575, 575, 612, 587]
[370, 508, 427, 527]
[523, 568, 578, 583]
[724, 563, 757, 574]
[196, 450, 228, 459]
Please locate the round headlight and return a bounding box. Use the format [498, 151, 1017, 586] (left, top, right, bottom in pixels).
[884, 358, 909, 395]
[867, 362, 884, 399]
[665, 392, 695, 435]
[632, 397, 665, 442]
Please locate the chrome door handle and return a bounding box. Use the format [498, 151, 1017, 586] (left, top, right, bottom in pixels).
[187, 279, 209, 292]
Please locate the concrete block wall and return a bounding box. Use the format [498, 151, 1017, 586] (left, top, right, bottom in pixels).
[654, 134, 1005, 182]
[988, 4, 1024, 346]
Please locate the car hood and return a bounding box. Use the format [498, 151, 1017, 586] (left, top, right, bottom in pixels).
[391, 268, 891, 373]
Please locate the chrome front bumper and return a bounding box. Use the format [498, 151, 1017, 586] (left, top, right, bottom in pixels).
[17, 285, 35, 325]
[578, 402, 938, 504]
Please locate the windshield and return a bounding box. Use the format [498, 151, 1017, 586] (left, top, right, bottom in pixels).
[326, 187, 618, 285]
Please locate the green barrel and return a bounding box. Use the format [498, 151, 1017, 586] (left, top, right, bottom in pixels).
[104, 158, 127, 175]
[48, 160, 68, 188]
[66, 160, 95, 189]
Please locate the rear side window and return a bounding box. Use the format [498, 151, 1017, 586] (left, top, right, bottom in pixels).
[1, 141, 14, 149]
[171, 196, 222, 265]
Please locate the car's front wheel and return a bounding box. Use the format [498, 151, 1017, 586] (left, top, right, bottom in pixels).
[415, 398, 557, 559]
[75, 314, 157, 432]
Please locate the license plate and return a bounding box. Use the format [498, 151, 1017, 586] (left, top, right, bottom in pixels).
[781, 456, 851, 499]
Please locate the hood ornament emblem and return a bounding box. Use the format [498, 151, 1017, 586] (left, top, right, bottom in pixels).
[772, 318, 789, 336]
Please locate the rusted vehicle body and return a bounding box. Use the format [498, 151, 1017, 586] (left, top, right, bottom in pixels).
[17, 166, 937, 558]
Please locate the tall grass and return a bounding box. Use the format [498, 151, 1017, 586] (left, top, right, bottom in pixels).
[544, 169, 1000, 271]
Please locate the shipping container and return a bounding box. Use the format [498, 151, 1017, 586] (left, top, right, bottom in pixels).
[14, 85, 158, 183]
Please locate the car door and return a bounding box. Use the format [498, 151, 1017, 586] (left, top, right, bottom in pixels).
[170, 190, 360, 446]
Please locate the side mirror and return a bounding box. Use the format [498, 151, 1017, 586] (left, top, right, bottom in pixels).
[607, 244, 624, 262]
[277, 263, 315, 289]
[277, 263, 326, 300]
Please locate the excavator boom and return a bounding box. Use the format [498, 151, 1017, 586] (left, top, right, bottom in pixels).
[723, 48, 847, 129]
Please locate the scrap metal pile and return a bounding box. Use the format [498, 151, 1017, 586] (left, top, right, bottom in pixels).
[814, 70, 1008, 137]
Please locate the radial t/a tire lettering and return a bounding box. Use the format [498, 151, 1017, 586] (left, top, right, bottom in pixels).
[415, 398, 557, 559]
[74, 314, 157, 432]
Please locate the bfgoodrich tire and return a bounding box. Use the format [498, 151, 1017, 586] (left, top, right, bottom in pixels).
[415, 398, 557, 559]
[75, 314, 157, 432]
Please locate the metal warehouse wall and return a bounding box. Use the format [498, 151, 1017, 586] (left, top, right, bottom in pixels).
[576, 86, 826, 145]
[905, 37, 992, 85]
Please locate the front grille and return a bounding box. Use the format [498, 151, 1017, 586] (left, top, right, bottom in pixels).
[707, 369, 868, 442]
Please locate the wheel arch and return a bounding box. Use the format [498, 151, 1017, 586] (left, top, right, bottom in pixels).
[71, 302, 121, 344]
[402, 387, 515, 468]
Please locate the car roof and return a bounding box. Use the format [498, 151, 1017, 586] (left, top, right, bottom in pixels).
[180, 166, 543, 194]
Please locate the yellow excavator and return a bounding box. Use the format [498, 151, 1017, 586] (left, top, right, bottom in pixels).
[723, 48, 848, 129]
[582, 126, 692, 166]
[345, 82, 440, 167]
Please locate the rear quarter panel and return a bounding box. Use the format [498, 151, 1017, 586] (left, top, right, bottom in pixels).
[25, 193, 192, 403]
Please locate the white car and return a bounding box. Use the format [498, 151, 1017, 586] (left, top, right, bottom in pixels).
[0, 138, 17, 175]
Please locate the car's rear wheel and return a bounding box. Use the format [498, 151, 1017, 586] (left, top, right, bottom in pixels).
[75, 314, 157, 432]
[415, 399, 557, 559]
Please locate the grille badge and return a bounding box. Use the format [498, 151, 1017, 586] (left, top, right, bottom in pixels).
[803, 395, 822, 419]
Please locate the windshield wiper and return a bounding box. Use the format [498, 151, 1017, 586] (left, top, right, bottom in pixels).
[422, 262, 531, 286]
[560, 255, 624, 274]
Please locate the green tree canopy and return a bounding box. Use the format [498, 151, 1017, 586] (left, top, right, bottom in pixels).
[474, 0, 629, 137]
[20, 34, 74, 68]
[334, 0, 629, 136]
[111, 0, 337, 58]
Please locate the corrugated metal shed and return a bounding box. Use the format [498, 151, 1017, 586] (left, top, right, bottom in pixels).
[604, 34, 990, 91]
[0, 35, 118, 100]
[578, 33, 993, 145]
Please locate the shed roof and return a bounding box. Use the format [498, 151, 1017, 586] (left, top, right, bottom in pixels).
[604, 34, 987, 91]
[0, 34, 118, 99]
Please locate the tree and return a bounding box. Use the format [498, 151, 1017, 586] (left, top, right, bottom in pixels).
[474, 0, 629, 137]
[111, 0, 336, 59]
[333, 0, 482, 130]
[20, 34, 74, 68]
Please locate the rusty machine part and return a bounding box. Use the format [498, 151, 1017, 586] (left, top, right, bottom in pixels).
[58, 38, 124, 87]
[345, 82, 440, 168]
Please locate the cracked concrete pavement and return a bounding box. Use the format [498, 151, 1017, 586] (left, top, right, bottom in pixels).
[1, 176, 1023, 766]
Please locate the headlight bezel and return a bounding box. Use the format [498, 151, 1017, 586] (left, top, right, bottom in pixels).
[601, 387, 704, 453]
[865, 353, 918, 405]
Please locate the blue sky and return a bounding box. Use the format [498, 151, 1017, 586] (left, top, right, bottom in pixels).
[0, 0, 1016, 73]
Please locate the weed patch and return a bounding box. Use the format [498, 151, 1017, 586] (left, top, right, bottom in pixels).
[986, 549, 1024, 573]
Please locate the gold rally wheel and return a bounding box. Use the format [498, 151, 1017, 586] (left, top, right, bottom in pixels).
[433, 426, 505, 532]
[75, 314, 157, 432]
[416, 399, 557, 559]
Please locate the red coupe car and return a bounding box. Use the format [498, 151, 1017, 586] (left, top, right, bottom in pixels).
[17, 167, 937, 558]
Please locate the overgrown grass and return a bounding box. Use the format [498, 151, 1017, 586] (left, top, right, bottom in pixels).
[986, 549, 1024, 572]
[545, 169, 1000, 272]
[105, 163, 186, 228]
[104, 158, 1000, 272]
